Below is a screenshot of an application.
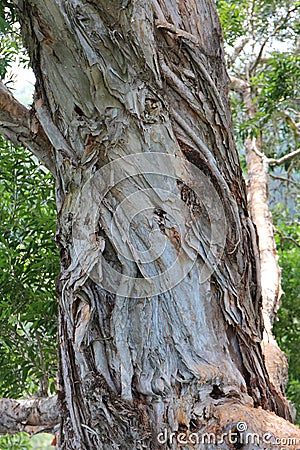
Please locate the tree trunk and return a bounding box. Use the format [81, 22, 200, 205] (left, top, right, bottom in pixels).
[4, 0, 300, 448]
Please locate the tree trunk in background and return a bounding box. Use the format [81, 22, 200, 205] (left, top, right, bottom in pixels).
[9, 0, 300, 448]
[243, 80, 289, 398]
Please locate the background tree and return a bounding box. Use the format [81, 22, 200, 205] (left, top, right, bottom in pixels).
[218, 0, 300, 421]
[0, 0, 300, 449]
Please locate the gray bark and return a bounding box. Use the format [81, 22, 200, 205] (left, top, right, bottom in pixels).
[2, 0, 299, 448]
[0, 396, 59, 435]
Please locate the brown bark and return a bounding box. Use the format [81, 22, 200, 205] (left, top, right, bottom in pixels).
[0, 0, 299, 448]
[0, 80, 56, 176]
[0, 396, 59, 435]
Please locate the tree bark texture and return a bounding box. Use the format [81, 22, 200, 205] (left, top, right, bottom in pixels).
[0, 396, 59, 435]
[8, 0, 300, 448]
[0, 80, 56, 174]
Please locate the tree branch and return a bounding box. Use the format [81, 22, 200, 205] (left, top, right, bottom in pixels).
[0, 395, 59, 435]
[245, 144, 300, 168]
[0, 81, 57, 177]
[229, 76, 248, 93]
[227, 37, 250, 67]
[269, 172, 300, 188]
[279, 235, 300, 249]
[276, 110, 300, 136]
[250, 6, 298, 74]
[268, 148, 300, 166]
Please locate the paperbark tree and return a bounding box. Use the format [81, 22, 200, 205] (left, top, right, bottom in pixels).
[1, 0, 300, 448]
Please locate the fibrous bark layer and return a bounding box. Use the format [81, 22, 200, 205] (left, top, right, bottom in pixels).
[0, 0, 297, 448]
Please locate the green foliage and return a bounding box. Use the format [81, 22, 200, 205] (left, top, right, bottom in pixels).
[0, 136, 59, 401]
[0, 1, 28, 80]
[286, 379, 300, 420]
[0, 433, 52, 450]
[0, 1, 17, 35]
[0, 137, 58, 449]
[218, 0, 299, 48]
[216, 0, 248, 45]
[0, 433, 31, 450]
[30, 433, 53, 449]
[255, 53, 300, 112]
[252, 53, 300, 160]
[221, 0, 299, 157]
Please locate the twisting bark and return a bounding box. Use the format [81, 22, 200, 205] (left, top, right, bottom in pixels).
[4, 0, 299, 448]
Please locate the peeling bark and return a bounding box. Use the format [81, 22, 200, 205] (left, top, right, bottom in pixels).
[0, 80, 56, 176]
[1, 0, 298, 448]
[0, 396, 59, 435]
